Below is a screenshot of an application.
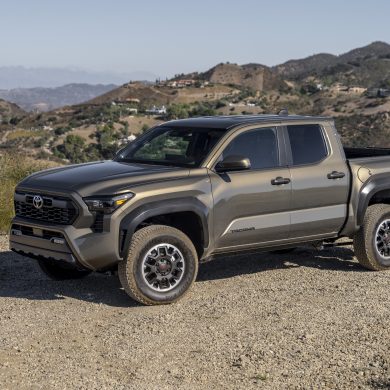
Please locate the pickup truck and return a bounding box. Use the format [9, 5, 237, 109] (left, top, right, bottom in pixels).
[9, 114, 390, 305]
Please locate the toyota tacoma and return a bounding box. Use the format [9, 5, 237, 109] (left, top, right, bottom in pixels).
[9, 114, 390, 305]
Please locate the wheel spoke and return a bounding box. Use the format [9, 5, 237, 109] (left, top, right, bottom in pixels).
[141, 243, 186, 292]
[171, 268, 183, 280]
[375, 219, 390, 259]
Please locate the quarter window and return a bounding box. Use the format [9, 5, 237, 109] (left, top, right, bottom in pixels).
[220, 128, 279, 170]
[287, 124, 328, 165]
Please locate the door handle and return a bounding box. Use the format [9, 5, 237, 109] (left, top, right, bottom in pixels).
[327, 171, 345, 180]
[271, 177, 291, 185]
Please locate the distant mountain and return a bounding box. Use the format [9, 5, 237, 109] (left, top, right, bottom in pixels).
[274, 53, 338, 78]
[0, 66, 157, 89]
[338, 41, 390, 63]
[274, 41, 390, 87]
[0, 84, 118, 111]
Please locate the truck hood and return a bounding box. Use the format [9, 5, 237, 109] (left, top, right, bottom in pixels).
[18, 160, 190, 197]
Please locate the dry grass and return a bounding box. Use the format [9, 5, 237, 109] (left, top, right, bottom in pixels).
[0, 153, 57, 232]
[7, 129, 46, 140]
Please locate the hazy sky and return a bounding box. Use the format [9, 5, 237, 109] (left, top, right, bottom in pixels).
[1, 0, 390, 78]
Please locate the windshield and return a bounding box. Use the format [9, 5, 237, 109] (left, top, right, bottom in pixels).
[115, 126, 226, 167]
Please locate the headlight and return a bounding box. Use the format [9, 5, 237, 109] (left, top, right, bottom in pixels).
[83, 192, 134, 214]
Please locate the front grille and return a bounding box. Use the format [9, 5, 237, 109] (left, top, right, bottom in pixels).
[14, 192, 78, 225]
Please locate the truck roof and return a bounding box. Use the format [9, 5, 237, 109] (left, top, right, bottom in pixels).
[165, 114, 333, 129]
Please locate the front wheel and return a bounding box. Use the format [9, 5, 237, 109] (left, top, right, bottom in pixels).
[354, 204, 390, 271]
[118, 225, 198, 305]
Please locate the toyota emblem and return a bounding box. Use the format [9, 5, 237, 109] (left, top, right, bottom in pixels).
[32, 195, 44, 209]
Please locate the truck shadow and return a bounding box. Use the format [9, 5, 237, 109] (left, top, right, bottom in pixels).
[0, 250, 138, 308]
[197, 246, 364, 281]
[0, 246, 363, 307]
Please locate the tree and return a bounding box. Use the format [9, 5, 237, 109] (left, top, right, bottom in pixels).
[166, 104, 190, 120]
[57, 134, 87, 163]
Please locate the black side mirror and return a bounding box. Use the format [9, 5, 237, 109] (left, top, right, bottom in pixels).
[215, 155, 251, 173]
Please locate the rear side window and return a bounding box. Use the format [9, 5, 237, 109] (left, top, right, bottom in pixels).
[287, 124, 328, 165]
[221, 127, 279, 170]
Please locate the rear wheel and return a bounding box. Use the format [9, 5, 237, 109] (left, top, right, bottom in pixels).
[354, 204, 390, 271]
[38, 259, 92, 280]
[118, 225, 198, 305]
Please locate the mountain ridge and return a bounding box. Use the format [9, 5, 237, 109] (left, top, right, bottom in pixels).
[0, 83, 118, 112]
[273, 41, 390, 83]
[0, 66, 157, 89]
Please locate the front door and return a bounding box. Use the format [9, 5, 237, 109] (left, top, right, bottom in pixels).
[209, 126, 292, 250]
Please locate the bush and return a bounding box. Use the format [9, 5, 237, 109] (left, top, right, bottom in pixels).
[141, 124, 150, 133]
[54, 126, 72, 136]
[56, 135, 88, 163]
[166, 104, 190, 120]
[0, 153, 52, 232]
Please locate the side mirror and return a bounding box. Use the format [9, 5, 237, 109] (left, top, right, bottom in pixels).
[215, 155, 251, 173]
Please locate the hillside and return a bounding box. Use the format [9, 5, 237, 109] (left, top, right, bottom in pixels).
[274, 53, 338, 78]
[274, 41, 390, 87]
[0, 83, 117, 112]
[0, 41, 389, 166]
[199, 63, 287, 91]
[88, 82, 173, 106]
[0, 99, 26, 121]
[87, 81, 238, 107]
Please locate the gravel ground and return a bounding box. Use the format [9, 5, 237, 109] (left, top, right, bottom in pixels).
[1, 235, 390, 390]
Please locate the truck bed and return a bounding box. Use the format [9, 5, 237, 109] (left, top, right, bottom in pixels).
[344, 147, 390, 159]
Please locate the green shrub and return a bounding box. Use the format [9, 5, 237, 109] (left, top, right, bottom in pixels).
[0, 153, 52, 232]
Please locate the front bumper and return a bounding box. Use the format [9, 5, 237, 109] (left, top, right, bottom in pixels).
[9, 185, 135, 270]
[9, 217, 123, 271]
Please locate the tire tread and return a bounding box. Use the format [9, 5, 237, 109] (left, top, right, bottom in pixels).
[118, 225, 198, 305]
[354, 204, 390, 271]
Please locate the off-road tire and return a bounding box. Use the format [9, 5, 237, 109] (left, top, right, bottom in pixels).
[118, 225, 198, 305]
[354, 204, 390, 271]
[38, 259, 92, 280]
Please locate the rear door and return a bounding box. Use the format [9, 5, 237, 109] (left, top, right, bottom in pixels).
[285, 122, 350, 238]
[209, 125, 292, 250]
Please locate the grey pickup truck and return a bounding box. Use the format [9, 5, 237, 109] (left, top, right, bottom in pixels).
[9, 114, 390, 305]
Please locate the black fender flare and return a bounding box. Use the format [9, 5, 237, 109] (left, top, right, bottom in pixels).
[357, 173, 390, 225]
[118, 197, 210, 258]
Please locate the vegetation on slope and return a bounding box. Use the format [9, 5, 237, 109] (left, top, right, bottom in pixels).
[0, 153, 54, 232]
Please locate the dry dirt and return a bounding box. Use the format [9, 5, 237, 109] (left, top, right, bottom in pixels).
[1, 235, 390, 389]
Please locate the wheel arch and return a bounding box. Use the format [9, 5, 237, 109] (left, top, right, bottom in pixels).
[119, 198, 210, 259]
[357, 173, 390, 225]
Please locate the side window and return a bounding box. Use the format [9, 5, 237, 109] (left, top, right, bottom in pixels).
[221, 128, 279, 170]
[287, 124, 328, 165]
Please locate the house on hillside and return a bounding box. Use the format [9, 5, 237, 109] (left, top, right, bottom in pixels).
[334, 83, 349, 92]
[125, 98, 140, 104]
[348, 87, 367, 94]
[146, 105, 167, 115]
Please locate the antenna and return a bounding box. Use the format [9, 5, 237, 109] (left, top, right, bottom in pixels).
[278, 108, 289, 116]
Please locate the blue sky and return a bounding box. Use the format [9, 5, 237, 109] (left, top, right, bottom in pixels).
[1, 0, 389, 78]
